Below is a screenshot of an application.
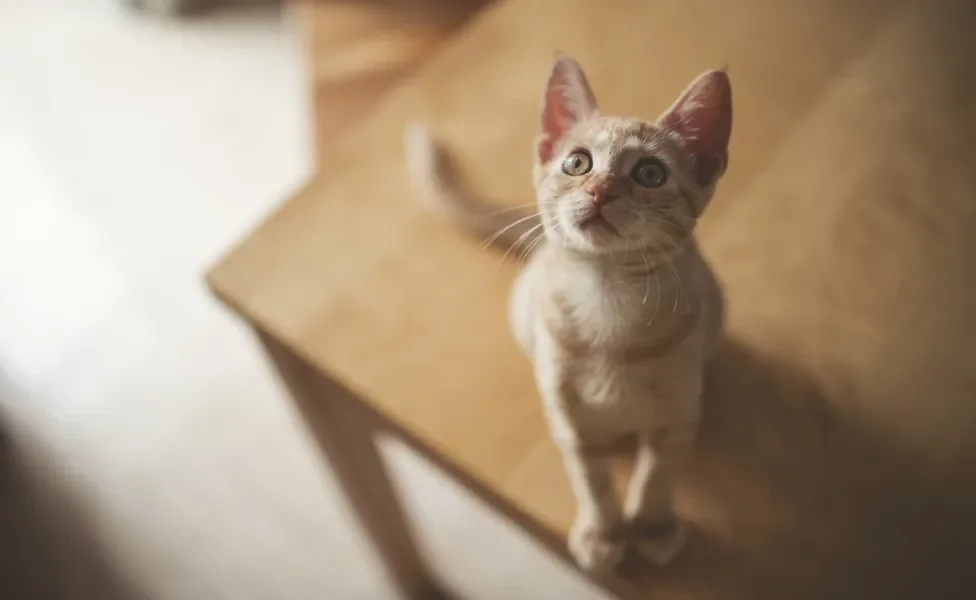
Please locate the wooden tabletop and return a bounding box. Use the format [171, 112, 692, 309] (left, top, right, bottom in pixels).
[208, 0, 976, 596]
[290, 0, 488, 158]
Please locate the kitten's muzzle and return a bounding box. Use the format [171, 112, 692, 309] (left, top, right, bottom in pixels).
[585, 180, 622, 209]
[579, 179, 623, 234]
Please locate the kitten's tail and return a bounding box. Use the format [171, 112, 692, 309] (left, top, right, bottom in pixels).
[403, 123, 542, 257]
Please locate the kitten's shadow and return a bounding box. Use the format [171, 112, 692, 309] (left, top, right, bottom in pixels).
[617, 336, 976, 599]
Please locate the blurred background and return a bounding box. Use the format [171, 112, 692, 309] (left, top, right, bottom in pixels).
[1, 1, 592, 599]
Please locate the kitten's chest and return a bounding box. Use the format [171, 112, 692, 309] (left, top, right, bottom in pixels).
[557, 268, 690, 345]
[570, 285, 641, 340]
[566, 351, 701, 434]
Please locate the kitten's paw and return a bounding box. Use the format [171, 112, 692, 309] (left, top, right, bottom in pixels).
[568, 517, 625, 575]
[630, 517, 685, 566]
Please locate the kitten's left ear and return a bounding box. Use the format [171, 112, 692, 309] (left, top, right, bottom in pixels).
[658, 70, 732, 186]
[537, 55, 599, 165]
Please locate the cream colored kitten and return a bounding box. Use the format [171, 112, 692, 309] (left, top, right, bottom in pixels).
[405, 56, 730, 574]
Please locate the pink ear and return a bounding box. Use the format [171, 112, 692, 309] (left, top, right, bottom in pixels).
[658, 70, 732, 186]
[537, 55, 598, 164]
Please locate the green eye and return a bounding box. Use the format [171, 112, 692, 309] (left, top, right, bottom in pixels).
[561, 150, 592, 176]
[630, 157, 668, 187]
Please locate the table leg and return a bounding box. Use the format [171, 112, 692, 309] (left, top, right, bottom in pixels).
[258, 330, 450, 600]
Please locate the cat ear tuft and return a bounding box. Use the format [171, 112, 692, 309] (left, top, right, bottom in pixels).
[658, 69, 732, 186]
[537, 55, 598, 165]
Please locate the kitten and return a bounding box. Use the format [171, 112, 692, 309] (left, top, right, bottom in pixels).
[405, 56, 730, 573]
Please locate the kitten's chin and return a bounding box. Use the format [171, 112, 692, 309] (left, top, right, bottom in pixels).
[545, 212, 631, 254]
[557, 225, 631, 255]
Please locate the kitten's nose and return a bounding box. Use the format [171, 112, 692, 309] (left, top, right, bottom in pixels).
[586, 182, 620, 208]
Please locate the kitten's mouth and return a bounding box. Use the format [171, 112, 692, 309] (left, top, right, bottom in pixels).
[579, 213, 618, 235]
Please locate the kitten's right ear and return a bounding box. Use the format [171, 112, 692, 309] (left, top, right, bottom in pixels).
[537, 55, 598, 165]
[657, 70, 732, 186]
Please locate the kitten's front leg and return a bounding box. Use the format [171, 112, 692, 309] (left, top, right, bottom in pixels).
[556, 439, 625, 574]
[535, 328, 625, 573]
[541, 375, 625, 574]
[623, 426, 697, 566]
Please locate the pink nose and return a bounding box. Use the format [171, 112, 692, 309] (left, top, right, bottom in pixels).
[586, 183, 620, 208]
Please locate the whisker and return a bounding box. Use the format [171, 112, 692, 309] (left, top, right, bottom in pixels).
[658, 218, 688, 235]
[649, 209, 691, 236]
[647, 245, 662, 326]
[516, 231, 546, 273]
[495, 222, 546, 275]
[485, 199, 560, 215]
[659, 231, 686, 311]
[478, 200, 561, 249]
[480, 202, 543, 218]
[481, 212, 542, 249]
[514, 224, 546, 271]
[638, 246, 651, 305]
[656, 227, 686, 258]
[649, 237, 682, 313]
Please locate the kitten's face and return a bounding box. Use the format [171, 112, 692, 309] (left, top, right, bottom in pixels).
[533, 57, 731, 255]
[536, 117, 701, 254]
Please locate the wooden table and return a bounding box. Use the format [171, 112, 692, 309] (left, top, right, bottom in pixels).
[207, 0, 976, 597]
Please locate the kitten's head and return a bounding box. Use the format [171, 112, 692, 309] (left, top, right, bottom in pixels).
[533, 56, 732, 254]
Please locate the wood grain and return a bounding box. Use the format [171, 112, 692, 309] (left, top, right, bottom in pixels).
[209, 0, 976, 596]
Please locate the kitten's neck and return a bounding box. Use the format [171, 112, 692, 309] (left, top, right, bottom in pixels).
[558, 237, 691, 274]
[546, 236, 701, 319]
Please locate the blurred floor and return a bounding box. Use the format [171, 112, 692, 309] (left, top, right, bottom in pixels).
[0, 2, 601, 599]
